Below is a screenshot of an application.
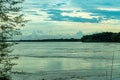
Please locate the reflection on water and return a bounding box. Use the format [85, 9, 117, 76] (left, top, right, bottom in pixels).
[11, 42, 120, 73]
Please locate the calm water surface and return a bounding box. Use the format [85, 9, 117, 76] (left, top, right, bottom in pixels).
[11, 42, 120, 73]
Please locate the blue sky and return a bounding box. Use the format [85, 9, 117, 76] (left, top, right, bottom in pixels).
[21, 0, 120, 39]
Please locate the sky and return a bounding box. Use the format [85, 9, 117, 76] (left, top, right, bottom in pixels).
[20, 0, 120, 39]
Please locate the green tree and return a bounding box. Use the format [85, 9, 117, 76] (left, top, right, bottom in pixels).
[81, 32, 120, 42]
[0, 0, 27, 80]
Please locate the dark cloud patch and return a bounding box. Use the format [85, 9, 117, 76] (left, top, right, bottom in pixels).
[44, 9, 101, 23]
[24, 0, 120, 23]
[55, 3, 66, 7]
[50, 15, 101, 23]
[85, 9, 120, 20]
[44, 9, 120, 23]
[44, 9, 72, 14]
[70, 0, 120, 21]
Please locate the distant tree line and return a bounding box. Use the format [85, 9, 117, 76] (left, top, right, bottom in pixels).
[7, 38, 81, 42]
[81, 32, 120, 42]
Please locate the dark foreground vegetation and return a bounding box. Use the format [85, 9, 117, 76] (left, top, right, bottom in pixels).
[81, 32, 120, 42]
[0, 0, 26, 80]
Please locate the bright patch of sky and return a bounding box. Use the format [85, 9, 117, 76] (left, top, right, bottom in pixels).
[20, 0, 120, 39]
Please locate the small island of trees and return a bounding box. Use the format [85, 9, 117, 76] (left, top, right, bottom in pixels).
[81, 32, 120, 42]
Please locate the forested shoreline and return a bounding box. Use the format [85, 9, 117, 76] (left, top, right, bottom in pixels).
[81, 32, 120, 42]
[1, 32, 120, 42]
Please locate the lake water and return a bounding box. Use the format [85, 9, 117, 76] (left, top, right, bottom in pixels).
[11, 42, 120, 80]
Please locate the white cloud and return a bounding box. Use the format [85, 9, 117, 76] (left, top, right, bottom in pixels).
[19, 0, 120, 39]
[61, 11, 99, 19]
[101, 19, 120, 24]
[97, 8, 120, 11]
[23, 9, 51, 22]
